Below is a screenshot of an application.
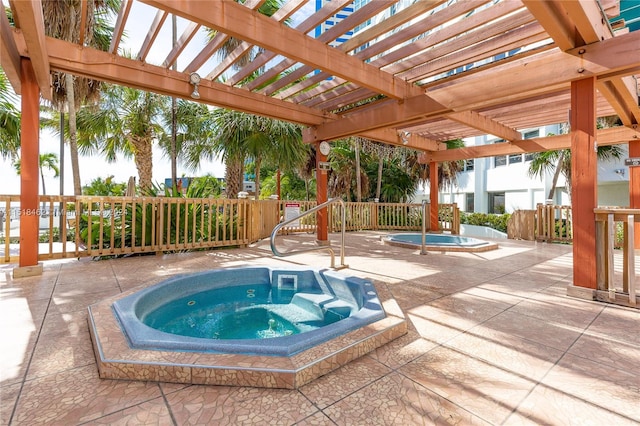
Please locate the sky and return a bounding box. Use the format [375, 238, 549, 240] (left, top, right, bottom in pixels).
[1, 2, 227, 195]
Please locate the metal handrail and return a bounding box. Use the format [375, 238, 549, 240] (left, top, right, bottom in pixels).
[421, 199, 428, 255]
[270, 198, 348, 269]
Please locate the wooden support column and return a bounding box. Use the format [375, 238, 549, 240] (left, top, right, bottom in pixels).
[429, 161, 439, 232]
[629, 138, 640, 249]
[316, 142, 329, 244]
[570, 77, 597, 289]
[15, 58, 43, 277]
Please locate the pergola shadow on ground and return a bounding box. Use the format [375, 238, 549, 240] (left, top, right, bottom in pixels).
[2, 1, 639, 293]
[2, 233, 639, 424]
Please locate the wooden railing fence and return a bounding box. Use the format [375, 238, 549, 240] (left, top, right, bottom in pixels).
[0, 195, 460, 263]
[594, 208, 639, 307]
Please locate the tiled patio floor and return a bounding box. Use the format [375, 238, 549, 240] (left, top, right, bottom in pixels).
[1, 232, 639, 425]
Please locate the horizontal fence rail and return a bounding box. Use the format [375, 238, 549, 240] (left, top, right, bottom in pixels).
[1, 195, 460, 263]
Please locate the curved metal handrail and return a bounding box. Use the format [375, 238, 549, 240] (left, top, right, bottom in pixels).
[270, 198, 348, 269]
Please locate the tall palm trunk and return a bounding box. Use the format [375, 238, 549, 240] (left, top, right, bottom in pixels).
[225, 157, 243, 198]
[547, 150, 565, 201]
[132, 137, 153, 192]
[254, 156, 262, 199]
[354, 139, 361, 202]
[376, 155, 383, 201]
[65, 73, 82, 195]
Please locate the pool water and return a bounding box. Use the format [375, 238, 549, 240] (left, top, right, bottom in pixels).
[143, 284, 342, 340]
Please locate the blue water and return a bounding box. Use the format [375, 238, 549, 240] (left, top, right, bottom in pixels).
[388, 233, 488, 247]
[141, 284, 341, 340]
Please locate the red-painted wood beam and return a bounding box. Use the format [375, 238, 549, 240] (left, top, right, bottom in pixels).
[570, 77, 598, 289]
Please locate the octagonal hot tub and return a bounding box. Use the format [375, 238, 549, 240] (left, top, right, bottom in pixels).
[88, 266, 406, 389]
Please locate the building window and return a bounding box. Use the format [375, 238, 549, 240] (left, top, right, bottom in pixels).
[489, 192, 505, 214]
[508, 153, 523, 164]
[492, 139, 506, 167]
[464, 159, 474, 171]
[465, 193, 474, 212]
[523, 130, 539, 162]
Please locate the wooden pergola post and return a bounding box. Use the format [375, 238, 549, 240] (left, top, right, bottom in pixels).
[429, 161, 439, 232]
[629, 138, 640, 249]
[570, 77, 597, 289]
[15, 58, 43, 277]
[316, 141, 329, 244]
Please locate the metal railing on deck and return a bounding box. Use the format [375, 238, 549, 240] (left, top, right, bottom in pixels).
[595, 208, 639, 307]
[270, 198, 348, 269]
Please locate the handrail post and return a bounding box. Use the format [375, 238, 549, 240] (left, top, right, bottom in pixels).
[270, 198, 348, 269]
[421, 200, 428, 255]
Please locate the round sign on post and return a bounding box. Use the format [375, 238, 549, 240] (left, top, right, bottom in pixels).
[319, 141, 331, 156]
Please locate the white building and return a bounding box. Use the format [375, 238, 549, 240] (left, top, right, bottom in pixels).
[415, 123, 631, 213]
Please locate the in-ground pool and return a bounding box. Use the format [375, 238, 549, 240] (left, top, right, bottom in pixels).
[112, 266, 386, 356]
[89, 265, 406, 388]
[383, 233, 498, 252]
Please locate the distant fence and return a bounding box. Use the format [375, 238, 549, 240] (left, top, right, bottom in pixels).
[0, 195, 459, 263]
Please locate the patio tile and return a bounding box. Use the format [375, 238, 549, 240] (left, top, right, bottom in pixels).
[470, 309, 583, 353]
[443, 329, 564, 382]
[568, 332, 640, 377]
[368, 330, 439, 369]
[48, 288, 120, 314]
[26, 311, 95, 379]
[0, 382, 20, 425]
[386, 281, 445, 310]
[407, 291, 512, 336]
[1, 234, 637, 425]
[508, 292, 605, 329]
[165, 384, 318, 425]
[295, 411, 335, 425]
[505, 384, 639, 426]
[398, 346, 535, 424]
[11, 365, 163, 425]
[299, 356, 392, 409]
[79, 397, 173, 425]
[322, 371, 490, 425]
[539, 353, 640, 422]
[0, 297, 49, 385]
[584, 305, 640, 346]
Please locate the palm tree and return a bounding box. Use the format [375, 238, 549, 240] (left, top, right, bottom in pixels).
[158, 99, 216, 179]
[209, 109, 304, 198]
[13, 153, 60, 211]
[405, 139, 466, 193]
[528, 119, 625, 200]
[42, 0, 120, 195]
[0, 68, 20, 160]
[327, 139, 371, 202]
[73, 84, 168, 192]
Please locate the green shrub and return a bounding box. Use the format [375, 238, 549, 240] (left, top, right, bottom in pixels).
[460, 212, 511, 233]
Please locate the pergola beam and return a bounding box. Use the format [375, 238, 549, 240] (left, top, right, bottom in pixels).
[306, 30, 640, 143]
[14, 33, 330, 126]
[10, 0, 51, 100]
[422, 126, 640, 163]
[447, 111, 522, 142]
[140, 0, 424, 100]
[0, 6, 21, 94]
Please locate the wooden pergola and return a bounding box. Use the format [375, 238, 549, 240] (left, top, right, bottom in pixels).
[2, 0, 639, 292]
